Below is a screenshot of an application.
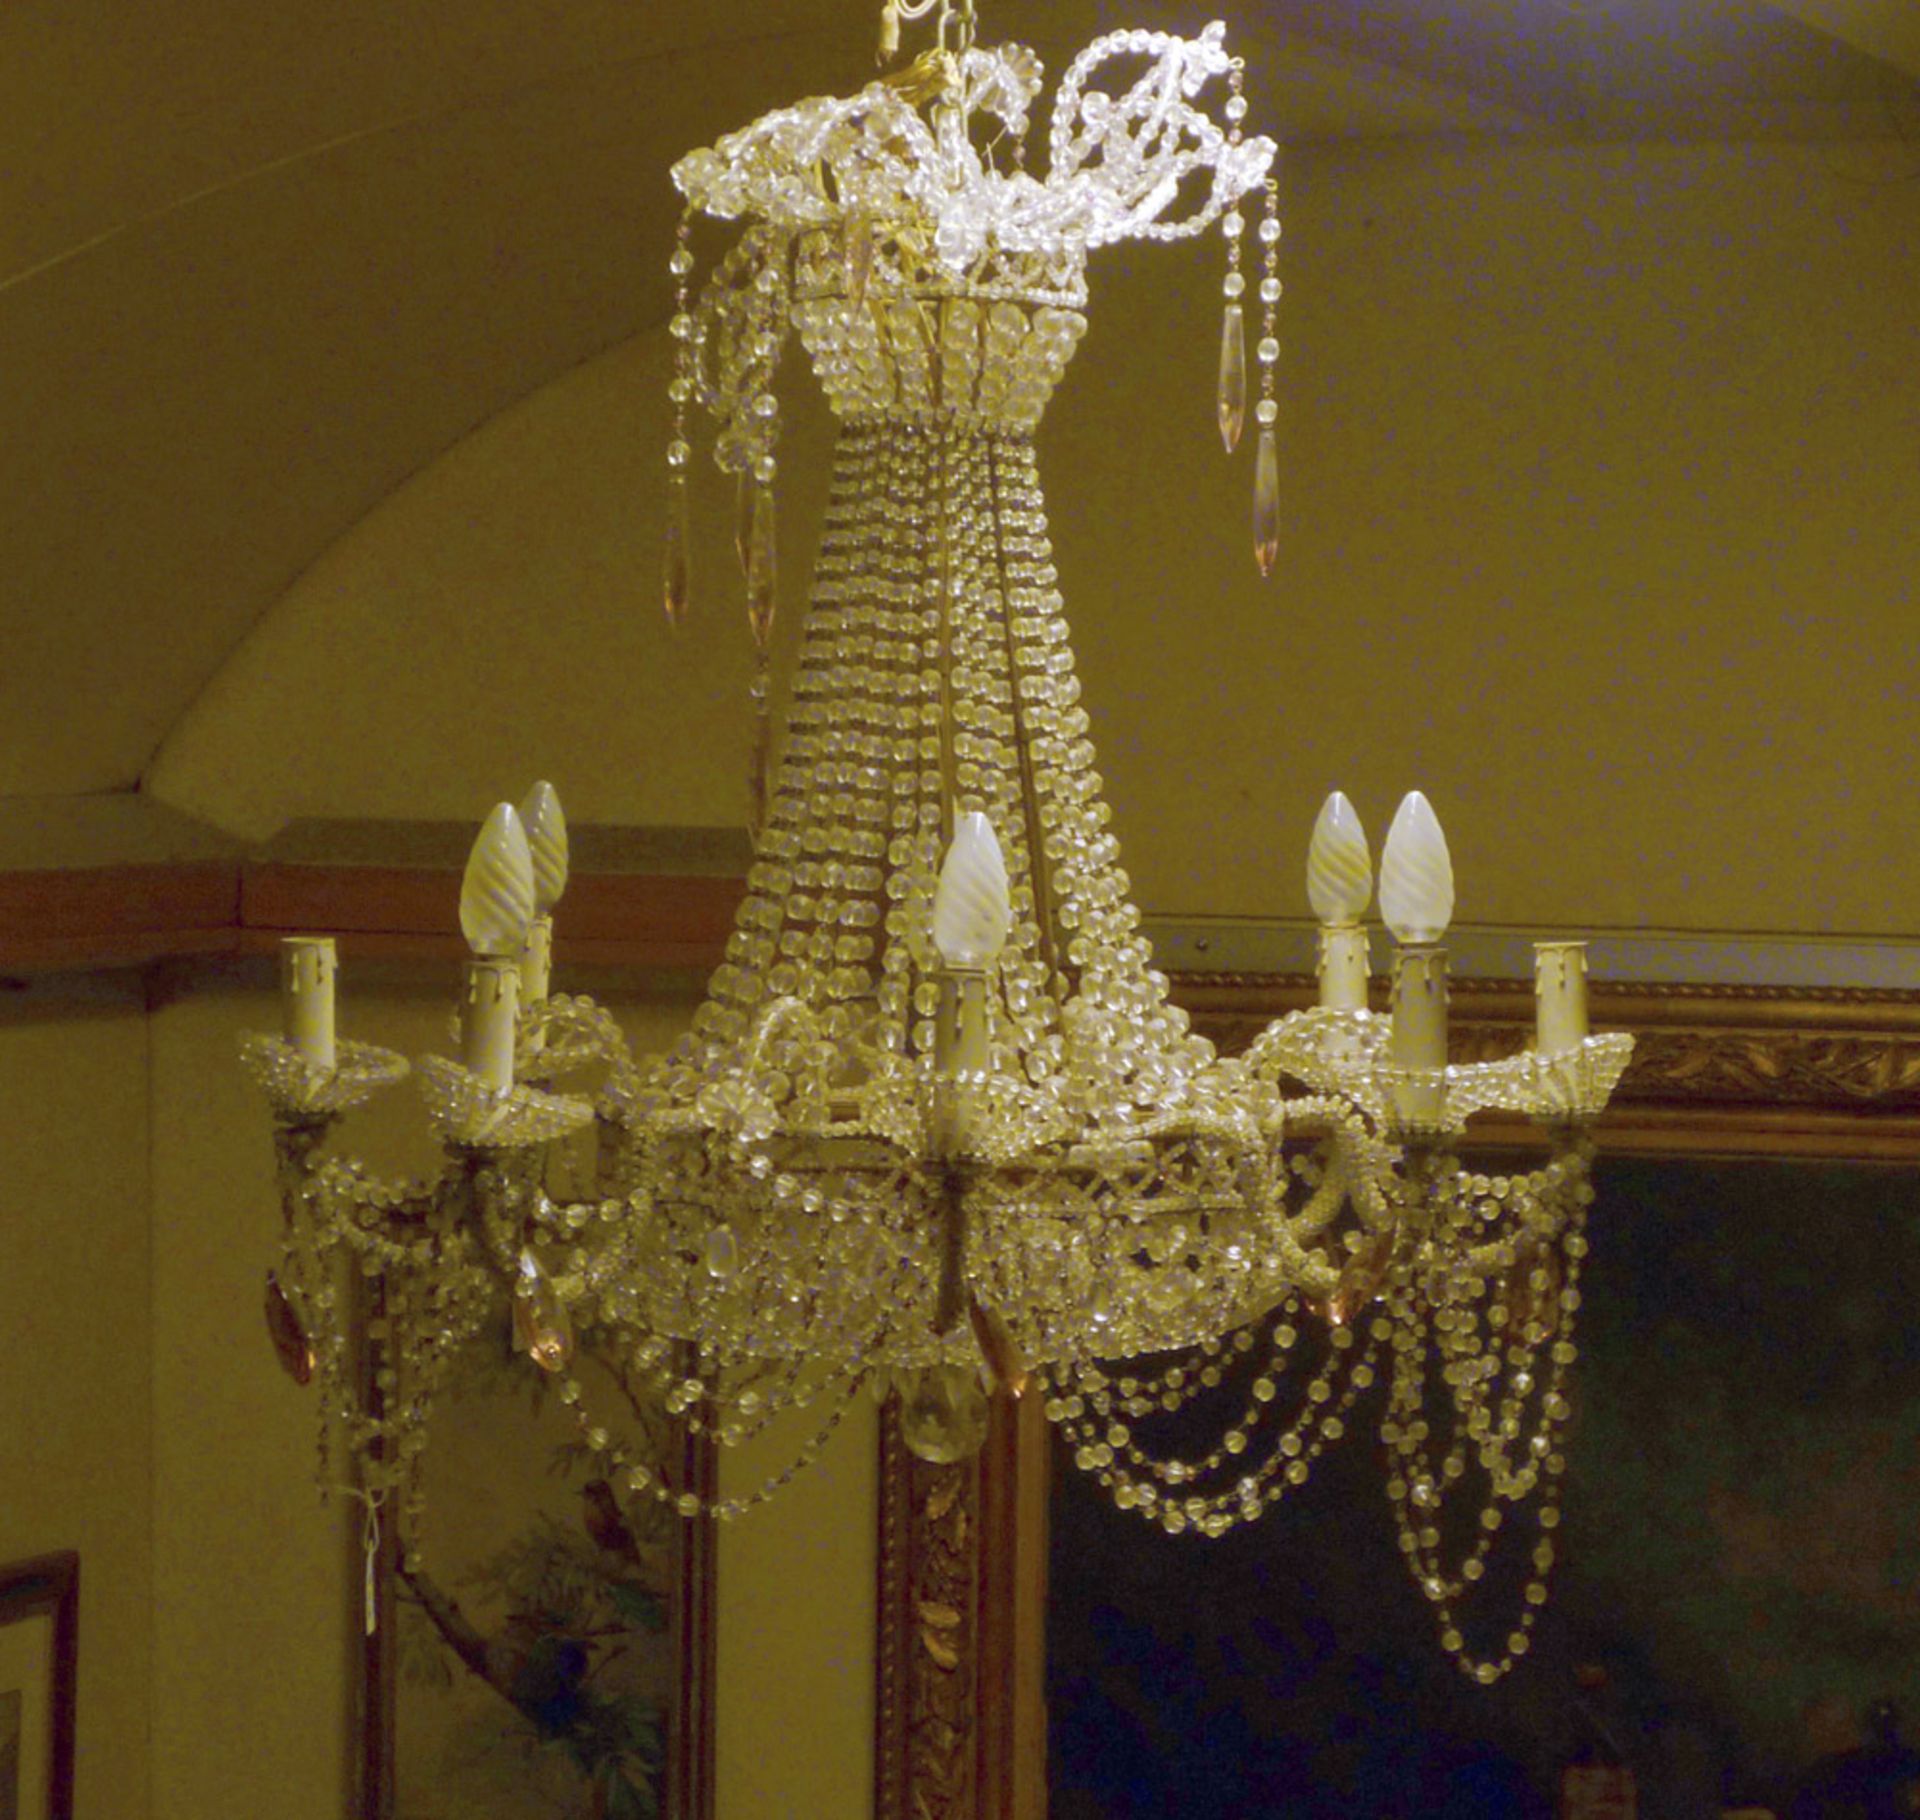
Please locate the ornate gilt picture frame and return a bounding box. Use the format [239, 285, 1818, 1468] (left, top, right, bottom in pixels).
[360, 1404, 716, 1820]
[873, 975, 1920, 1820]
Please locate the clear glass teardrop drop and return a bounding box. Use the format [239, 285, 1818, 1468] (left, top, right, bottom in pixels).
[705, 1222, 739, 1279]
[746, 483, 778, 650]
[1217, 303, 1246, 454]
[845, 214, 876, 309]
[663, 481, 691, 629]
[1253, 425, 1279, 578]
[734, 472, 755, 577]
[747, 714, 771, 845]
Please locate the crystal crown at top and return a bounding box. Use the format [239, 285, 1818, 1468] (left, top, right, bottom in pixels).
[672, 24, 1276, 429]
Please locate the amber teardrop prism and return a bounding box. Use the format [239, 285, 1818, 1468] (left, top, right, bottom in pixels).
[1253, 425, 1280, 578]
[1327, 1233, 1392, 1328]
[513, 1256, 575, 1373]
[1217, 303, 1246, 453]
[265, 1270, 315, 1386]
[968, 1295, 1030, 1399]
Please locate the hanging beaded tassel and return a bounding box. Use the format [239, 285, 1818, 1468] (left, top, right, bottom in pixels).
[746, 652, 773, 845]
[1217, 65, 1248, 454]
[663, 209, 697, 629]
[734, 471, 755, 578]
[744, 468, 777, 843]
[1252, 174, 1282, 579]
[728, 224, 787, 839]
[745, 472, 777, 648]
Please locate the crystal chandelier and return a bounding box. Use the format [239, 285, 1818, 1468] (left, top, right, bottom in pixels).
[246, 4, 1632, 1682]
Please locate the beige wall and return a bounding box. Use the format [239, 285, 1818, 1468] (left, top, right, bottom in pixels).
[0, 983, 153, 1820]
[716, 1401, 877, 1820]
[146, 977, 365, 1820]
[150, 136, 1920, 937]
[2, 963, 877, 1818]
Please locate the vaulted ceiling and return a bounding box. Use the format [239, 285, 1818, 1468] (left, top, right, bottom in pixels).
[3, 0, 1917, 811]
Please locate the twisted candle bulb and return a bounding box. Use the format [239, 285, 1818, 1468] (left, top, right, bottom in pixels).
[1380, 791, 1454, 946]
[1307, 790, 1372, 926]
[932, 811, 1012, 969]
[460, 804, 537, 957]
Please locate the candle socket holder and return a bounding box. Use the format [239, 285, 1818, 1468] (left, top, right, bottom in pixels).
[1317, 923, 1371, 1011]
[1533, 940, 1590, 1057]
[935, 966, 993, 1080]
[463, 958, 522, 1093]
[1389, 944, 1450, 1130]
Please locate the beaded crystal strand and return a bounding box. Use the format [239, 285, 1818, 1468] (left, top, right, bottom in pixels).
[744, 447, 778, 843]
[740, 267, 785, 841]
[664, 209, 697, 629]
[1253, 176, 1282, 578]
[1216, 65, 1249, 455]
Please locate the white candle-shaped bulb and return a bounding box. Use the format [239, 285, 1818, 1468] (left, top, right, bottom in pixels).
[1535, 941, 1590, 1057]
[1307, 791, 1371, 926]
[519, 781, 570, 917]
[460, 804, 537, 958]
[932, 812, 1011, 970]
[1379, 791, 1455, 946]
[930, 813, 1008, 1129]
[281, 936, 337, 1071]
[516, 782, 567, 1014]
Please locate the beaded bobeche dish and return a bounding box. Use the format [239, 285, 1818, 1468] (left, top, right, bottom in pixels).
[248, 10, 1631, 1684]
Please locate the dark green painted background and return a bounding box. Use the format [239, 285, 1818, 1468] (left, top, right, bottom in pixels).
[1047, 1158, 1920, 1818]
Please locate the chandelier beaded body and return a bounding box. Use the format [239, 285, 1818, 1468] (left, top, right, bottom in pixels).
[246, 4, 1632, 1684]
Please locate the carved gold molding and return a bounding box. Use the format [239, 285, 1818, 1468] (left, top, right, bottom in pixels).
[873, 978, 1920, 1820]
[874, 1426, 981, 1820]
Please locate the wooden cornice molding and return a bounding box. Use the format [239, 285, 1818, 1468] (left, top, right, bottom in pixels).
[0, 858, 744, 977]
[0, 862, 242, 972]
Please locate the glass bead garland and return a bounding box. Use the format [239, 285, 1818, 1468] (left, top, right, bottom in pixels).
[664, 208, 696, 630]
[1217, 64, 1249, 456]
[1253, 177, 1282, 579]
